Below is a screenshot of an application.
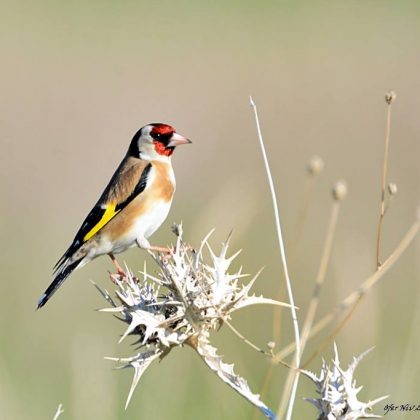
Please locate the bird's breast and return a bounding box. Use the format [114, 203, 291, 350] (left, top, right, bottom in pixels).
[132, 160, 175, 238]
[149, 160, 176, 200]
[99, 160, 176, 251]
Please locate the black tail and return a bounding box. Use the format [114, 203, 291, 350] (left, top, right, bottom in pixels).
[37, 259, 82, 309]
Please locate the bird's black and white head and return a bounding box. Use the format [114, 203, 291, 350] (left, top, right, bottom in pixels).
[129, 123, 191, 161]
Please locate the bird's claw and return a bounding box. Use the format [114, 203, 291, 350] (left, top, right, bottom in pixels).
[108, 270, 126, 284]
[161, 250, 173, 263]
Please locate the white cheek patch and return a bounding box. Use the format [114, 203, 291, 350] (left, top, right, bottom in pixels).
[138, 125, 173, 162]
[139, 145, 172, 162]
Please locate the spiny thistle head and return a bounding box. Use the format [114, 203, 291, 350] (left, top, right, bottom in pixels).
[303, 343, 388, 419]
[94, 224, 291, 418]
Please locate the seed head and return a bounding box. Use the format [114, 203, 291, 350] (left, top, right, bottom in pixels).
[267, 341, 276, 351]
[332, 180, 348, 201]
[385, 91, 397, 105]
[307, 156, 325, 176]
[388, 182, 397, 196]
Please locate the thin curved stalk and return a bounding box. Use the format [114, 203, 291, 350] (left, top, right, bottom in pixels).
[249, 97, 301, 420]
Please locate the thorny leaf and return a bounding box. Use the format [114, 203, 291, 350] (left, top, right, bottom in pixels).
[195, 331, 275, 420]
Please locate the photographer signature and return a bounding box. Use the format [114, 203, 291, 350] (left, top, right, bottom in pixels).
[384, 403, 420, 415]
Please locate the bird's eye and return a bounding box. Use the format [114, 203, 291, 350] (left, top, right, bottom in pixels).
[154, 133, 161, 139]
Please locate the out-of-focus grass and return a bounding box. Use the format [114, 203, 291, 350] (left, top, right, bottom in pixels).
[1, 1, 419, 418]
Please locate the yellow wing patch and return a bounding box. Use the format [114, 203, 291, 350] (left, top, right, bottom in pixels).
[83, 203, 119, 241]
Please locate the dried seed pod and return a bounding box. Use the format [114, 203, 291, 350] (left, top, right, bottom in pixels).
[385, 91, 397, 105]
[267, 341, 276, 351]
[388, 182, 397, 196]
[332, 180, 348, 201]
[307, 156, 325, 176]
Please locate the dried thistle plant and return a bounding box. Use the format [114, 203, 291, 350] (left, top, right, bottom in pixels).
[94, 224, 293, 419]
[303, 344, 387, 419]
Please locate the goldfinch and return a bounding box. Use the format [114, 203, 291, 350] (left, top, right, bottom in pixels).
[38, 123, 191, 309]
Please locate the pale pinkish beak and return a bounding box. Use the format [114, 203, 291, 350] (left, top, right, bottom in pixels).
[168, 132, 192, 147]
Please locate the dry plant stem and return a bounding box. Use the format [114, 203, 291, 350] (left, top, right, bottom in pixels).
[291, 176, 316, 261]
[262, 173, 319, 409]
[271, 302, 283, 347]
[52, 404, 64, 420]
[300, 200, 341, 351]
[278, 200, 341, 414]
[272, 176, 316, 341]
[225, 319, 293, 370]
[249, 96, 301, 420]
[302, 294, 362, 368]
[376, 101, 393, 268]
[224, 319, 268, 356]
[274, 218, 419, 361]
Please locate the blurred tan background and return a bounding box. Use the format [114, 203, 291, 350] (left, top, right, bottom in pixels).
[0, 1, 419, 418]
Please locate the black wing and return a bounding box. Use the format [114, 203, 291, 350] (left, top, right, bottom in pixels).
[54, 163, 152, 271]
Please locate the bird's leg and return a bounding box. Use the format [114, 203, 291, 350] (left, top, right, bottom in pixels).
[148, 245, 174, 263]
[137, 238, 172, 255]
[108, 253, 126, 278]
[148, 245, 172, 253]
[136, 238, 172, 262]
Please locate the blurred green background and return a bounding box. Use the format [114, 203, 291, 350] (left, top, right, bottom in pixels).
[1, 0, 419, 418]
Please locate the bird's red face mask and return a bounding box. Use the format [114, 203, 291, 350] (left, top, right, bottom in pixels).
[150, 124, 191, 156]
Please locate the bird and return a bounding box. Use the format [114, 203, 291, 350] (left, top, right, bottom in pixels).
[37, 123, 191, 309]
